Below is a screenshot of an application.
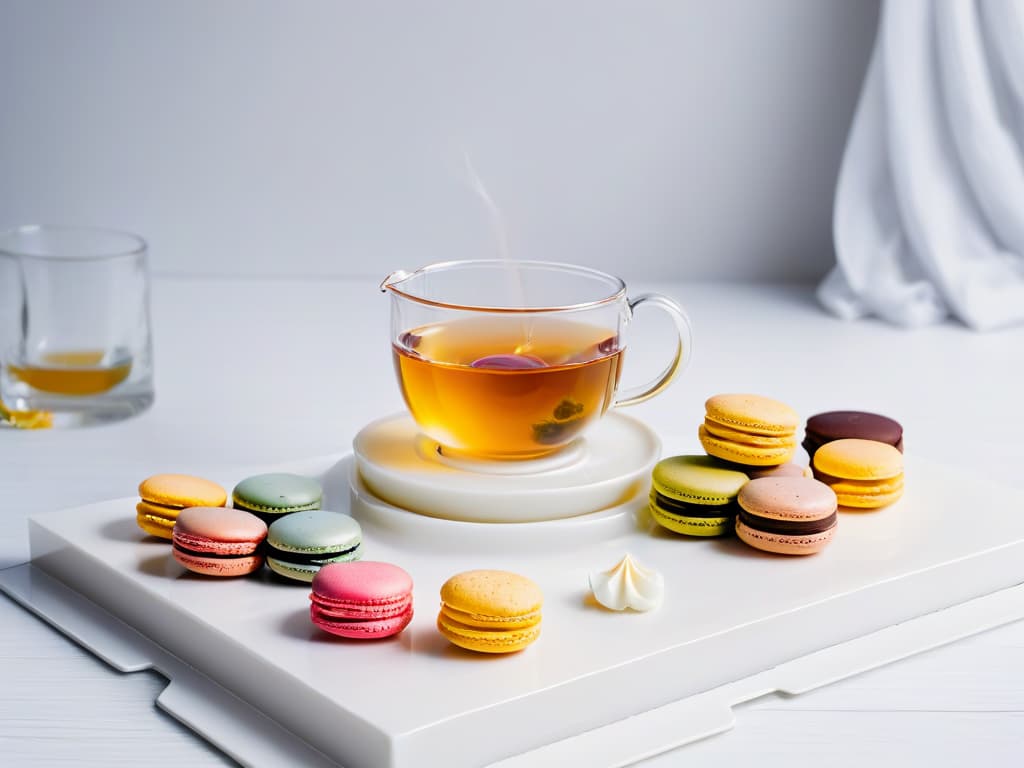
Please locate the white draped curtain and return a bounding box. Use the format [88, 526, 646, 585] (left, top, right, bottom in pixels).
[819, 0, 1024, 331]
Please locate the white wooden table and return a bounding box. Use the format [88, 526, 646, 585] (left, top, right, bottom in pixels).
[2, 277, 1022, 766]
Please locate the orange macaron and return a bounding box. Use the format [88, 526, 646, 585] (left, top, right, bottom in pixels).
[699, 394, 800, 467]
[813, 438, 905, 509]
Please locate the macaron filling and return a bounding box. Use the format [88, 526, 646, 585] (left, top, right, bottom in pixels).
[266, 542, 360, 566]
[139, 499, 185, 512]
[737, 509, 837, 536]
[173, 529, 263, 557]
[172, 542, 261, 560]
[650, 491, 735, 519]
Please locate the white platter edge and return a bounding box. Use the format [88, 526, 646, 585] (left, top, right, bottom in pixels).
[3, 560, 1024, 768]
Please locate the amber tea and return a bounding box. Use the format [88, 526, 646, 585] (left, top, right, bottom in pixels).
[7, 349, 133, 396]
[394, 316, 623, 459]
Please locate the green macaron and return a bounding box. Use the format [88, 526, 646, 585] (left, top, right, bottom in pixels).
[649, 455, 749, 536]
[265, 510, 363, 582]
[231, 473, 323, 523]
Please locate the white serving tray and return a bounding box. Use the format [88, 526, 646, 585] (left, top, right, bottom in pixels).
[3, 450, 1024, 768]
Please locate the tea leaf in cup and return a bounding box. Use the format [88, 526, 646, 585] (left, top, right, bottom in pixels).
[470, 354, 547, 370]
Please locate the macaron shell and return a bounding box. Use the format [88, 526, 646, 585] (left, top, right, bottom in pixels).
[138, 474, 227, 508]
[172, 550, 264, 576]
[816, 473, 905, 497]
[650, 455, 749, 505]
[311, 604, 413, 639]
[705, 394, 800, 435]
[737, 477, 838, 522]
[437, 613, 541, 654]
[699, 424, 796, 466]
[804, 411, 903, 455]
[231, 473, 323, 513]
[835, 485, 905, 509]
[736, 519, 837, 555]
[439, 604, 542, 631]
[813, 439, 904, 480]
[649, 503, 732, 536]
[312, 561, 413, 604]
[439, 570, 543, 620]
[173, 506, 268, 552]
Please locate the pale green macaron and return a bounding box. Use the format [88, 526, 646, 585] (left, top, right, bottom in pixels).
[265, 510, 363, 582]
[232, 472, 323, 524]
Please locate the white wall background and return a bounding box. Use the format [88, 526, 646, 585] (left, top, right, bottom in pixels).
[0, 0, 878, 281]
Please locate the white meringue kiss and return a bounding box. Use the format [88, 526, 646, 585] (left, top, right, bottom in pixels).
[588, 553, 664, 612]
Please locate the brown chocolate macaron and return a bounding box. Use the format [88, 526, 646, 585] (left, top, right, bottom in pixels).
[803, 411, 903, 462]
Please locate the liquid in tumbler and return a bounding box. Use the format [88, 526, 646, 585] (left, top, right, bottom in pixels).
[7, 349, 133, 396]
[393, 316, 623, 459]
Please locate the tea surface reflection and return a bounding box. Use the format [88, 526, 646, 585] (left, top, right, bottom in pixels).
[393, 315, 622, 459]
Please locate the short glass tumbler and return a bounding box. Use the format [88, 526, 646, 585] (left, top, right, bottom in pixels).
[0, 226, 155, 427]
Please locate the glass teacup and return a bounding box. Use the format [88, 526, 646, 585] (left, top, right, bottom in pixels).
[381, 260, 692, 460]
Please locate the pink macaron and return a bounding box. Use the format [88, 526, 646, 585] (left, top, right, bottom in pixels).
[735, 476, 838, 556]
[310, 561, 414, 640]
[172, 506, 268, 576]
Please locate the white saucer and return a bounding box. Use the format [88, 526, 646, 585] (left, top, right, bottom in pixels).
[344, 458, 650, 553]
[351, 411, 661, 523]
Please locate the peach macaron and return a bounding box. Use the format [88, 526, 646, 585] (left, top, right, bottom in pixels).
[171, 506, 268, 576]
[735, 476, 838, 556]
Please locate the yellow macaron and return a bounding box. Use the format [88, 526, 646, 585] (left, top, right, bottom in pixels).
[136, 473, 228, 539]
[699, 394, 799, 466]
[136, 500, 180, 538]
[437, 570, 543, 654]
[812, 439, 904, 509]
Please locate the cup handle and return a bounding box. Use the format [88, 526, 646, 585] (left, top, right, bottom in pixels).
[614, 293, 694, 407]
